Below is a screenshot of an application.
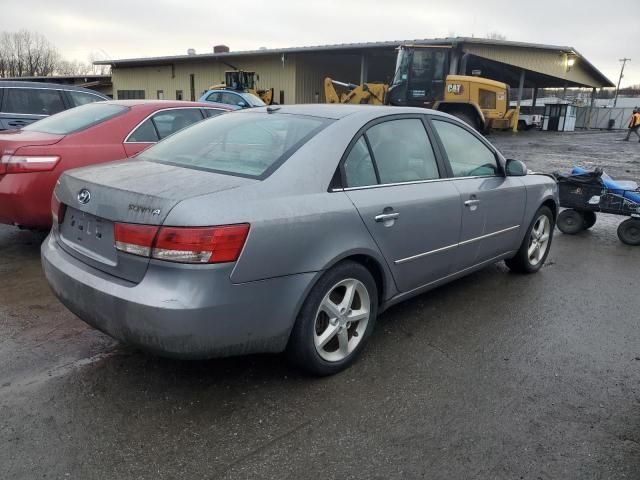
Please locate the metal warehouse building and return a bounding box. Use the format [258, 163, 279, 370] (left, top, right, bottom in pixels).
[95, 37, 613, 105]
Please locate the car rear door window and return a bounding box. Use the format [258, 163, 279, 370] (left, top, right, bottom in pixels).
[68, 90, 103, 107]
[127, 118, 158, 142]
[366, 118, 440, 184]
[432, 120, 498, 177]
[206, 92, 222, 103]
[344, 136, 378, 187]
[204, 108, 225, 118]
[3, 88, 65, 115]
[150, 108, 204, 139]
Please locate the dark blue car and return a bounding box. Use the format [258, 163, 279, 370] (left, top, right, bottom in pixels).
[0, 81, 109, 130]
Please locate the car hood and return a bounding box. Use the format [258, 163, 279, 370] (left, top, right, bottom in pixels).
[55, 159, 257, 225]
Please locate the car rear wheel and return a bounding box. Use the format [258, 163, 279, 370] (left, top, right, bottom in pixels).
[287, 261, 378, 376]
[582, 211, 597, 230]
[617, 218, 640, 246]
[557, 209, 584, 234]
[505, 206, 554, 273]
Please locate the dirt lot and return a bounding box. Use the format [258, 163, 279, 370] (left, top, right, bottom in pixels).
[1, 130, 639, 479]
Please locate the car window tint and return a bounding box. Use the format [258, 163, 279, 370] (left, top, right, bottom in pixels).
[68, 91, 103, 107]
[139, 112, 331, 178]
[366, 118, 440, 184]
[22, 102, 128, 135]
[206, 92, 222, 103]
[204, 108, 225, 118]
[127, 118, 158, 142]
[151, 108, 204, 139]
[432, 120, 498, 177]
[344, 136, 377, 187]
[3, 88, 65, 115]
[222, 92, 245, 107]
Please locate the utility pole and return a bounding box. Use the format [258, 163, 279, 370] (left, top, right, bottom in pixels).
[613, 58, 631, 107]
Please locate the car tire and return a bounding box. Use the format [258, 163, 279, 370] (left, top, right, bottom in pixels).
[582, 211, 597, 230]
[286, 261, 378, 376]
[557, 209, 584, 234]
[451, 111, 478, 131]
[505, 206, 554, 274]
[617, 218, 640, 246]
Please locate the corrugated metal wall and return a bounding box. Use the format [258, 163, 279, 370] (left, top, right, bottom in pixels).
[111, 54, 296, 103]
[294, 53, 362, 103]
[462, 45, 603, 88]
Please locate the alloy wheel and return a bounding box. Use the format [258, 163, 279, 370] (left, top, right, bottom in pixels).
[528, 215, 551, 266]
[313, 278, 371, 362]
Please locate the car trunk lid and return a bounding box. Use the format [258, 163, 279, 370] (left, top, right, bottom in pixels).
[0, 130, 64, 177]
[54, 160, 256, 283]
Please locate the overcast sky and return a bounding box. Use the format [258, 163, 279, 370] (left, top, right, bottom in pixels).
[2, 0, 639, 87]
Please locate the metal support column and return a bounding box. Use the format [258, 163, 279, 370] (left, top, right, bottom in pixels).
[360, 55, 368, 85]
[588, 87, 597, 129]
[531, 87, 538, 109]
[512, 69, 526, 132]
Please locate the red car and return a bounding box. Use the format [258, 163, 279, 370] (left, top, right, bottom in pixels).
[0, 100, 231, 229]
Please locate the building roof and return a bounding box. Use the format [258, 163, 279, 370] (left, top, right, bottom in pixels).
[94, 37, 614, 89]
[1, 74, 111, 81]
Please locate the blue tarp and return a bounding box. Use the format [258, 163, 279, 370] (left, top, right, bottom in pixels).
[570, 167, 640, 204]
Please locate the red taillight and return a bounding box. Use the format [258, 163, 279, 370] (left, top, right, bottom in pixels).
[113, 223, 250, 264]
[114, 223, 159, 257]
[1, 154, 60, 173]
[51, 193, 66, 225]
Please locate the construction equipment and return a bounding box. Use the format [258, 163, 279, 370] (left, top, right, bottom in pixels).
[324, 45, 518, 131]
[209, 70, 275, 105]
[324, 78, 388, 105]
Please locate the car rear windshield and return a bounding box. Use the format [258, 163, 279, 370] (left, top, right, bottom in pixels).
[22, 103, 128, 135]
[138, 112, 331, 178]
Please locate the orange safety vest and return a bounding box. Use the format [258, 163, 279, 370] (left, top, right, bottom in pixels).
[629, 112, 640, 128]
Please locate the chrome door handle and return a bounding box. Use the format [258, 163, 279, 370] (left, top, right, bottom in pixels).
[375, 212, 400, 222]
[464, 199, 481, 207]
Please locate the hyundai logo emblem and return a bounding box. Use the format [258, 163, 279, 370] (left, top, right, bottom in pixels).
[77, 189, 91, 205]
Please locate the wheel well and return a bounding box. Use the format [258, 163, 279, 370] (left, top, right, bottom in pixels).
[542, 199, 557, 220]
[341, 254, 385, 304]
[438, 103, 482, 129]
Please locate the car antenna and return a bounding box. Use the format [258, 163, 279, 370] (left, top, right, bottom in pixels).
[266, 105, 281, 113]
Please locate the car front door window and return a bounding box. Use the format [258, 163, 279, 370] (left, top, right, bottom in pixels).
[432, 120, 498, 177]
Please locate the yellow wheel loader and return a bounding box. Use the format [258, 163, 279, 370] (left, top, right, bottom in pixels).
[209, 70, 275, 105]
[324, 45, 519, 131]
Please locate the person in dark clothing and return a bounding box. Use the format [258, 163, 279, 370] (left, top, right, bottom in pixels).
[624, 108, 640, 141]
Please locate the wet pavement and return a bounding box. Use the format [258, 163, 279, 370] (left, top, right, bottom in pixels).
[1, 131, 640, 479]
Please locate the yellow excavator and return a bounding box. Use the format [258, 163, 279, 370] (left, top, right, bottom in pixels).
[209, 70, 275, 105]
[325, 45, 518, 131]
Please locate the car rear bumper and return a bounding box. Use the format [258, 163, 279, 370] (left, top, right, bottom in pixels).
[41, 232, 316, 359]
[0, 173, 53, 228]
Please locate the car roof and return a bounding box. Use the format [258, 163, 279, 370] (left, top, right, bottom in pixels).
[102, 100, 233, 110]
[0, 80, 108, 96]
[238, 104, 450, 120]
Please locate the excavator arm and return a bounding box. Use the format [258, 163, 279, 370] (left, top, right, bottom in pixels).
[324, 77, 388, 105]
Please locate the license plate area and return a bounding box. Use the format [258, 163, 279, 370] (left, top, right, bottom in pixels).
[59, 207, 117, 266]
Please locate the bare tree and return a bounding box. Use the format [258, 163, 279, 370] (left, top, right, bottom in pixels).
[0, 30, 101, 78]
[486, 32, 507, 41]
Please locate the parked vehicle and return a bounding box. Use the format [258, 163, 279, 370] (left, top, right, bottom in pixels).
[198, 89, 266, 109]
[0, 80, 109, 130]
[0, 100, 231, 229]
[42, 105, 558, 376]
[555, 167, 640, 245]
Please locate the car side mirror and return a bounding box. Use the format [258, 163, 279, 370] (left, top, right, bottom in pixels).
[237, 101, 247, 108]
[505, 158, 527, 176]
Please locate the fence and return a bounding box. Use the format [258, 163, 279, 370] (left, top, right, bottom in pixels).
[575, 107, 636, 130]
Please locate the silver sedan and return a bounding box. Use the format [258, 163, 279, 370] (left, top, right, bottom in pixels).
[42, 105, 558, 375]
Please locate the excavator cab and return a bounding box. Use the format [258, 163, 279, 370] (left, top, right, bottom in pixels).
[388, 46, 449, 107]
[224, 71, 256, 91]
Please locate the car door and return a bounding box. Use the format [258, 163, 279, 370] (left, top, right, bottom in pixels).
[343, 116, 462, 293]
[0, 87, 65, 130]
[123, 108, 205, 156]
[430, 117, 526, 269]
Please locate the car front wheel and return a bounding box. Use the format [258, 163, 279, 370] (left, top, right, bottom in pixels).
[506, 206, 554, 273]
[287, 261, 378, 376]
